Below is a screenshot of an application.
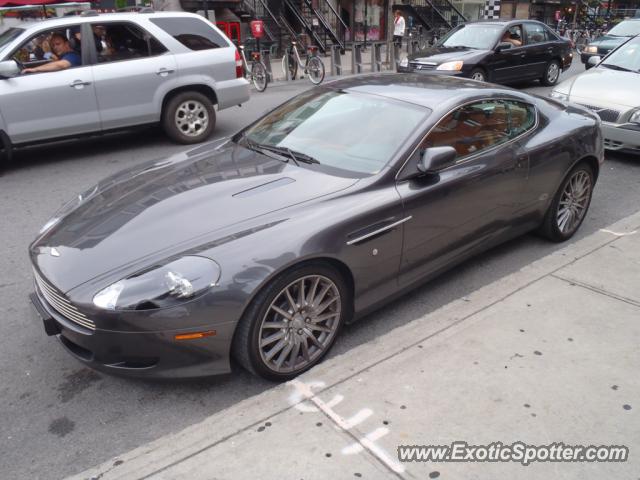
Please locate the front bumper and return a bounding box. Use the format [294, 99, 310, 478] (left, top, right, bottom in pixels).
[601, 122, 640, 155]
[397, 66, 465, 77]
[30, 288, 236, 379]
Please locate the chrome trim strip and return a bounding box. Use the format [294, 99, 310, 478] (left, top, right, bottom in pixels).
[346, 216, 412, 246]
[33, 270, 96, 331]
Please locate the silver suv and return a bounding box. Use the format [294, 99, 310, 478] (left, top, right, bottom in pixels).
[0, 11, 250, 150]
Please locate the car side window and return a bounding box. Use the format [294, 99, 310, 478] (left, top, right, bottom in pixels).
[150, 18, 228, 51]
[422, 100, 511, 159]
[91, 22, 167, 64]
[524, 24, 547, 45]
[10, 27, 83, 70]
[505, 101, 536, 138]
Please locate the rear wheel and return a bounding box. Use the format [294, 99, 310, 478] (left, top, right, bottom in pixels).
[251, 61, 268, 92]
[541, 59, 561, 86]
[538, 162, 594, 242]
[162, 91, 215, 144]
[307, 56, 325, 85]
[232, 263, 350, 381]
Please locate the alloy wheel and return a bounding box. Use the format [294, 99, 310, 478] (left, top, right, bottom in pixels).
[556, 169, 592, 235]
[547, 62, 560, 84]
[258, 275, 341, 373]
[175, 100, 209, 138]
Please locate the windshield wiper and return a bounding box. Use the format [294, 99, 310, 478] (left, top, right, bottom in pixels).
[600, 63, 634, 72]
[243, 139, 320, 165]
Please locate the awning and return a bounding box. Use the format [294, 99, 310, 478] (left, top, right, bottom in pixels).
[0, 0, 89, 7]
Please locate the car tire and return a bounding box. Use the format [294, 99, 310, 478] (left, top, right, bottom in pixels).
[232, 262, 351, 381]
[469, 68, 486, 82]
[538, 162, 595, 242]
[541, 59, 561, 86]
[162, 91, 215, 145]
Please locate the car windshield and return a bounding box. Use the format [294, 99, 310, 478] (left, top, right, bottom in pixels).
[439, 24, 503, 50]
[607, 21, 640, 37]
[0, 28, 24, 53]
[239, 88, 430, 175]
[601, 36, 640, 72]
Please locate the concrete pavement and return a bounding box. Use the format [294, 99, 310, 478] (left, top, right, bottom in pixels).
[69, 209, 640, 480]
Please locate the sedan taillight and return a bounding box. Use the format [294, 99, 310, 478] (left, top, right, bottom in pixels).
[235, 50, 243, 78]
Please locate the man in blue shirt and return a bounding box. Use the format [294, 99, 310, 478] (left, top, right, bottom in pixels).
[22, 33, 81, 74]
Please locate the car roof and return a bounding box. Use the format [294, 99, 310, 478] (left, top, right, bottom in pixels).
[461, 19, 548, 27]
[324, 73, 525, 110]
[13, 11, 208, 33]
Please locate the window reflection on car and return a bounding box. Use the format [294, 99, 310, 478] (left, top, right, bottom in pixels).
[600, 37, 640, 72]
[439, 25, 504, 50]
[239, 88, 431, 175]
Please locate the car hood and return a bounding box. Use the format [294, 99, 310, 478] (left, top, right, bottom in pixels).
[408, 46, 487, 64]
[31, 141, 359, 293]
[588, 35, 627, 51]
[562, 68, 640, 109]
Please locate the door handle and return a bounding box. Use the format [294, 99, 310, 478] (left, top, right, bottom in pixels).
[69, 80, 91, 88]
[156, 68, 175, 76]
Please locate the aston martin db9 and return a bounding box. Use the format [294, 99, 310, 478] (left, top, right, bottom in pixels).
[30, 74, 604, 381]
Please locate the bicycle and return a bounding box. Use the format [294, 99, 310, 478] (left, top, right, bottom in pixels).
[281, 41, 325, 85]
[239, 45, 268, 92]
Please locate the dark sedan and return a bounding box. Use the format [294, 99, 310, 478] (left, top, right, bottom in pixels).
[398, 20, 573, 86]
[29, 74, 603, 381]
[581, 19, 640, 68]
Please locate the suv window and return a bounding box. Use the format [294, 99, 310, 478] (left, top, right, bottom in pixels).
[150, 17, 228, 50]
[422, 100, 511, 159]
[91, 22, 167, 63]
[524, 23, 548, 44]
[10, 27, 83, 71]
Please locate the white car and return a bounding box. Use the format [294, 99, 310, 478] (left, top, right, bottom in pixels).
[551, 35, 640, 154]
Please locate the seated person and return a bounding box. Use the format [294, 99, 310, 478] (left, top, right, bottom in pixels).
[21, 33, 81, 73]
[501, 30, 522, 47]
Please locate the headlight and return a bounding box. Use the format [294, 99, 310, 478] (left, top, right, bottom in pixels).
[584, 45, 598, 53]
[38, 184, 99, 235]
[629, 110, 640, 124]
[550, 90, 569, 101]
[93, 256, 221, 311]
[436, 60, 463, 71]
[399, 56, 409, 68]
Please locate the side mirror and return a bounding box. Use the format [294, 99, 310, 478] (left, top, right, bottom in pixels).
[587, 55, 601, 66]
[418, 146, 457, 174]
[495, 42, 513, 53]
[0, 60, 20, 78]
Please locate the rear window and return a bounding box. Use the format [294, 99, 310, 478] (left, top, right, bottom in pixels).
[150, 17, 228, 50]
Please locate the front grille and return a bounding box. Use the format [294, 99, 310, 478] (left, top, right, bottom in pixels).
[577, 103, 620, 123]
[34, 270, 95, 331]
[410, 62, 436, 71]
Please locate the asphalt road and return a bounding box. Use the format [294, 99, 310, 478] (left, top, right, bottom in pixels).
[2, 63, 639, 480]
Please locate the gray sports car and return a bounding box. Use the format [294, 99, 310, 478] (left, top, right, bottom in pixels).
[29, 74, 604, 381]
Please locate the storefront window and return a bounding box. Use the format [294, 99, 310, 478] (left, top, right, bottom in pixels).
[342, 0, 387, 42]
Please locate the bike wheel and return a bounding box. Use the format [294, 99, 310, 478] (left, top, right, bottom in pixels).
[251, 61, 268, 92]
[306, 56, 325, 85]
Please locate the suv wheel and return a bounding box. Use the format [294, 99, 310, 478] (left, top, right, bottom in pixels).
[162, 91, 215, 144]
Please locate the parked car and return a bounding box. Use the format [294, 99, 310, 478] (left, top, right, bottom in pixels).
[0, 11, 250, 153]
[29, 74, 603, 381]
[552, 35, 640, 155]
[398, 19, 573, 86]
[581, 18, 640, 68]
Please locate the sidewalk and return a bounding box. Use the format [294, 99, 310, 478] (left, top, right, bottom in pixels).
[71, 211, 640, 480]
